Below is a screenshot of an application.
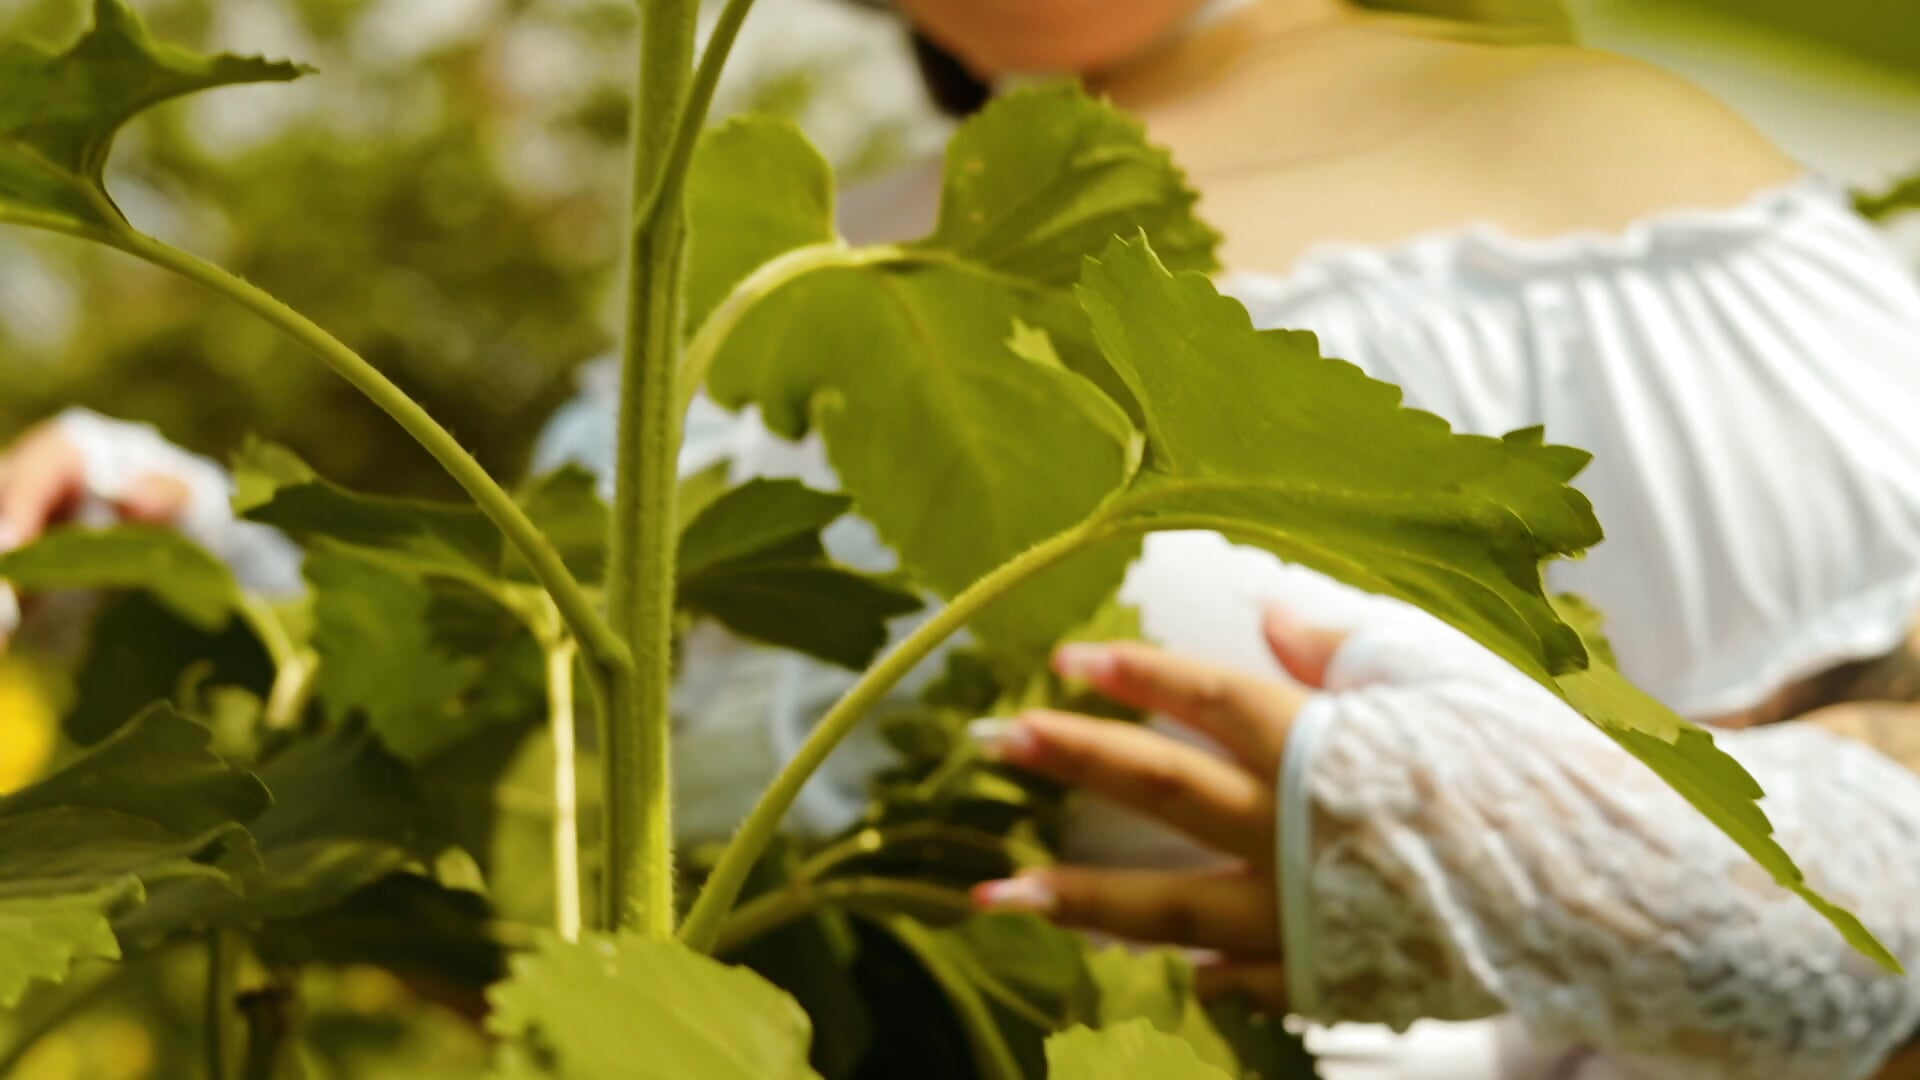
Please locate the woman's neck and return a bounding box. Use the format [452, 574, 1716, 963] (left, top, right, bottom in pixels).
[1085, 0, 1353, 111]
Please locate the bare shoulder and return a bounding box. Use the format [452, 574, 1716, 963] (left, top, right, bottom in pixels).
[1437, 46, 1803, 233]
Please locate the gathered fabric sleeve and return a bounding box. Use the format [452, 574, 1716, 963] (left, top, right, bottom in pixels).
[49, 408, 304, 596]
[1280, 609, 1920, 1080]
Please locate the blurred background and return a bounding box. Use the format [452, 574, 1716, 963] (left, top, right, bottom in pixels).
[0, 0, 1916, 1075]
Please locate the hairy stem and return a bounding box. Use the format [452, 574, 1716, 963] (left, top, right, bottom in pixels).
[546, 633, 583, 943]
[715, 877, 973, 956]
[602, 0, 699, 937]
[111, 230, 626, 680]
[678, 519, 1113, 951]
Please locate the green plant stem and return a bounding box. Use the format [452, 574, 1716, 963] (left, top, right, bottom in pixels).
[546, 633, 583, 943]
[602, 0, 700, 939]
[877, 914, 1024, 1080]
[235, 594, 317, 730]
[110, 229, 626, 679]
[715, 876, 972, 956]
[205, 931, 238, 1080]
[678, 519, 1115, 951]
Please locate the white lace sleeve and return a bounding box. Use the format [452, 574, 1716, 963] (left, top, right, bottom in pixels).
[1280, 612, 1920, 1080]
[52, 409, 303, 596]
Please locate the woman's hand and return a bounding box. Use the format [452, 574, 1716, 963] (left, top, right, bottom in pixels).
[967, 606, 1349, 1013]
[0, 421, 192, 648]
[0, 422, 191, 551]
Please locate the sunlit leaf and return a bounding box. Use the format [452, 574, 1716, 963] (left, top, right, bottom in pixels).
[1044, 1019, 1229, 1080]
[0, 705, 266, 1005]
[686, 114, 836, 334]
[710, 266, 1136, 654]
[0, 0, 307, 236]
[921, 82, 1219, 286]
[488, 933, 822, 1080]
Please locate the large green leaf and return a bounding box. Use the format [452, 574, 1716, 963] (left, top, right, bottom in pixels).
[710, 266, 1137, 654]
[488, 933, 822, 1080]
[0, 0, 307, 236]
[685, 115, 836, 334]
[117, 720, 441, 944]
[0, 706, 266, 1005]
[62, 591, 275, 745]
[695, 85, 1218, 656]
[1078, 235, 1889, 965]
[0, 525, 241, 632]
[1044, 1020, 1229, 1080]
[920, 82, 1220, 287]
[1081, 236, 1596, 685]
[678, 479, 922, 668]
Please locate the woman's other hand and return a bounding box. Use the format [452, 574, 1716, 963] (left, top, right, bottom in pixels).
[967, 606, 1350, 1014]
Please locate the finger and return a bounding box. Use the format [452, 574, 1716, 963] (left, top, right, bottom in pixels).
[972, 711, 1273, 863]
[1053, 642, 1299, 773]
[1261, 606, 1350, 689]
[0, 441, 82, 551]
[1194, 960, 1290, 1015]
[973, 865, 1278, 955]
[116, 474, 192, 525]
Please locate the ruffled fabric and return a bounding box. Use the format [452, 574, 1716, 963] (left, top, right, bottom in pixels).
[1222, 176, 1920, 718]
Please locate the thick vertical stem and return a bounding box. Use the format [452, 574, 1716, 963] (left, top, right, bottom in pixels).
[602, 0, 698, 937]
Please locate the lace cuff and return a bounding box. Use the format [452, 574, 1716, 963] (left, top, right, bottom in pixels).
[1276, 611, 1920, 1078]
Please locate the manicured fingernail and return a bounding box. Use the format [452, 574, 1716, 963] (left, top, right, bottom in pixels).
[0, 524, 22, 552]
[967, 717, 1037, 763]
[1054, 643, 1115, 682]
[973, 875, 1055, 914]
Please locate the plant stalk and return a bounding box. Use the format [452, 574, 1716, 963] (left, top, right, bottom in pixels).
[602, 0, 700, 938]
[546, 634, 583, 943]
[878, 915, 1025, 1080]
[111, 229, 627, 680]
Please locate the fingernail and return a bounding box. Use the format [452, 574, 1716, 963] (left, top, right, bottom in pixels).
[972, 875, 1055, 914]
[0, 524, 22, 553]
[1054, 643, 1115, 682]
[967, 717, 1037, 763]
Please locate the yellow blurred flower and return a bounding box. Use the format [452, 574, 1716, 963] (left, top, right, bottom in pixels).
[0, 657, 58, 794]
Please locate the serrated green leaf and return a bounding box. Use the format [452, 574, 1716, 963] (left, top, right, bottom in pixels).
[1081, 947, 1238, 1073]
[710, 265, 1136, 653]
[1045, 1019, 1230, 1080]
[686, 115, 836, 334]
[0, 0, 307, 236]
[1079, 235, 1890, 966]
[0, 705, 266, 1005]
[246, 480, 502, 586]
[920, 82, 1220, 286]
[677, 479, 923, 669]
[117, 720, 440, 944]
[304, 546, 487, 761]
[0, 525, 241, 631]
[1082, 235, 1596, 686]
[487, 933, 822, 1080]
